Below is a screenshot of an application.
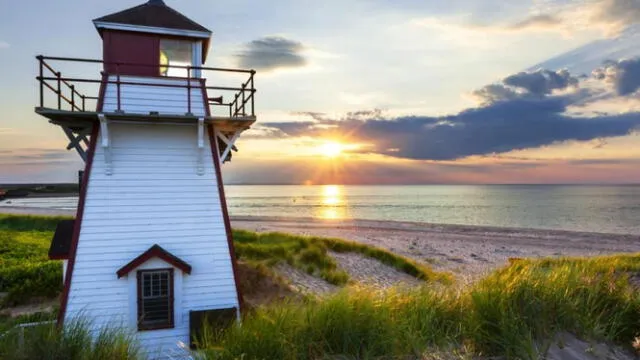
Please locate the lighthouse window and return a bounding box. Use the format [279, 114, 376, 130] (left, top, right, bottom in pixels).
[159, 39, 195, 78]
[137, 269, 174, 330]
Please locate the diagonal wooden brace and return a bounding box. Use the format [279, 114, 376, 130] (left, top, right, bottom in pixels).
[62, 127, 87, 162]
[65, 127, 91, 152]
[215, 129, 241, 164]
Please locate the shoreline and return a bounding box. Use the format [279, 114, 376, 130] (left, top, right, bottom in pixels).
[2, 207, 638, 280]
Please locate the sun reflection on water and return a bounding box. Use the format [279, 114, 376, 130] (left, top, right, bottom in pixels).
[318, 185, 349, 219]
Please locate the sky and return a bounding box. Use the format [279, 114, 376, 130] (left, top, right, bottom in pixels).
[0, 0, 639, 184]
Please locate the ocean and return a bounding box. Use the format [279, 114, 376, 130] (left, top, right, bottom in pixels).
[2, 185, 640, 235]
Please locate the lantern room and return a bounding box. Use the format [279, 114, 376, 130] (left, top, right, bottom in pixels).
[93, 0, 211, 78]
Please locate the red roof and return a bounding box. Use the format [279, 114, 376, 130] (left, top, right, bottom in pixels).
[93, 0, 211, 34]
[117, 244, 192, 278]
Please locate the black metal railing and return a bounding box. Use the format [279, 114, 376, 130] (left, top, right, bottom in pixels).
[36, 55, 256, 118]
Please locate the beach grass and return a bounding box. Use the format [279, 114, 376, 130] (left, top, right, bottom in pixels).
[0, 317, 142, 360]
[199, 254, 640, 359]
[233, 229, 450, 285]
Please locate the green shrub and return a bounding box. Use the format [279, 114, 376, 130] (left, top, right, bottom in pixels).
[0, 214, 70, 232]
[0, 228, 63, 307]
[0, 261, 63, 306]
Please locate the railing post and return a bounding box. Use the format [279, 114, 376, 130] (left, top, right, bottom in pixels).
[241, 82, 246, 116]
[116, 63, 121, 112]
[70, 85, 75, 111]
[56, 71, 62, 110]
[187, 67, 192, 115]
[82, 95, 86, 112]
[251, 71, 255, 117]
[37, 56, 44, 108]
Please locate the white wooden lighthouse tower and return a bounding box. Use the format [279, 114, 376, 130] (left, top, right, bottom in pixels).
[36, 0, 256, 356]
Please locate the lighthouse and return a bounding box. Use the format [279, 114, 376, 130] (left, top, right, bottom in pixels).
[36, 0, 255, 356]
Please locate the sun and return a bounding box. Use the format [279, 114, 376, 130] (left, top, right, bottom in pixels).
[319, 142, 343, 158]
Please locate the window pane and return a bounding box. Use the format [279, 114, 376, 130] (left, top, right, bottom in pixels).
[143, 274, 151, 297]
[160, 39, 193, 77]
[138, 269, 173, 329]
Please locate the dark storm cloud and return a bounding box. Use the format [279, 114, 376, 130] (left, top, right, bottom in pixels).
[503, 69, 579, 96]
[235, 36, 307, 71]
[471, 84, 524, 104]
[593, 57, 640, 95]
[472, 69, 580, 104]
[262, 95, 640, 161]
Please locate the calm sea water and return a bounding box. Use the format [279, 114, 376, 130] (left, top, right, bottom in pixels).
[2, 185, 640, 235]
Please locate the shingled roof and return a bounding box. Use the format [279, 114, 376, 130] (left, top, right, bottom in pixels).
[93, 0, 211, 34]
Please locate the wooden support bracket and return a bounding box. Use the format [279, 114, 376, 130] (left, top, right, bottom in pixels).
[97, 114, 112, 175]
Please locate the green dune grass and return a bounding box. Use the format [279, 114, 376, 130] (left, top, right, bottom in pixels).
[233, 229, 451, 286]
[200, 254, 640, 359]
[1, 214, 638, 359]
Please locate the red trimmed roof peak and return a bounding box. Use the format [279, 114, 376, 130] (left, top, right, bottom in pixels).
[93, 1, 211, 34]
[117, 244, 192, 278]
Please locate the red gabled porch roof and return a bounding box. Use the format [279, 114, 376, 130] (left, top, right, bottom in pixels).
[116, 244, 192, 278]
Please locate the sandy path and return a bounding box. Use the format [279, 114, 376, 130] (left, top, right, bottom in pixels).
[231, 216, 640, 281]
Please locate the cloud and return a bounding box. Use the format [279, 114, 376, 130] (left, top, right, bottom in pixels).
[263, 97, 640, 161]
[472, 69, 580, 104]
[235, 36, 307, 71]
[466, 0, 640, 37]
[592, 57, 640, 95]
[0, 148, 78, 165]
[0, 41, 8, 49]
[259, 64, 640, 161]
[504, 69, 579, 96]
[589, 0, 640, 35]
[507, 14, 564, 31]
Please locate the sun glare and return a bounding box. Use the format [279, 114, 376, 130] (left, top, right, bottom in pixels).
[319, 142, 343, 158]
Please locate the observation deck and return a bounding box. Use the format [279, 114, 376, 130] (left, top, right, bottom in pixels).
[35, 55, 257, 133]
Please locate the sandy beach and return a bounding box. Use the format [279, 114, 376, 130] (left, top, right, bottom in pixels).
[2, 206, 638, 281]
[232, 216, 640, 281]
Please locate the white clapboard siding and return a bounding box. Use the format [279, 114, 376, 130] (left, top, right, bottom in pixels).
[65, 122, 238, 359]
[102, 76, 207, 117]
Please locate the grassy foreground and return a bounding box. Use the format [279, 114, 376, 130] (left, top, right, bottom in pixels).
[200, 255, 640, 359]
[1, 214, 638, 359]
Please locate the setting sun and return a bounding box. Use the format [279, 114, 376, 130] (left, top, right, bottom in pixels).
[319, 142, 344, 158]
